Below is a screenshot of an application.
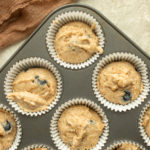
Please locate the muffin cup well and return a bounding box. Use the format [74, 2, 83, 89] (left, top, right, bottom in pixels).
[46, 11, 105, 69]
[106, 140, 146, 150]
[22, 144, 52, 150]
[0, 104, 22, 150]
[92, 52, 150, 112]
[50, 98, 109, 150]
[4, 57, 62, 117]
[139, 101, 150, 146]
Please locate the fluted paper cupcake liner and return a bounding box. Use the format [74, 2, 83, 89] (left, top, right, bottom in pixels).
[46, 11, 105, 69]
[22, 144, 53, 150]
[4, 57, 62, 117]
[50, 98, 109, 150]
[106, 140, 145, 150]
[139, 101, 150, 146]
[92, 52, 150, 112]
[0, 104, 22, 150]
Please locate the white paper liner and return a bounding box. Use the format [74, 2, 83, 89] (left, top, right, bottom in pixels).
[92, 52, 150, 112]
[22, 144, 53, 150]
[4, 57, 62, 117]
[0, 104, 22, 150]
[106, 140, 146, 150]
[139, 101, 150, 147]
[46, 11, 105, 69]
[50, 98, 109, 150]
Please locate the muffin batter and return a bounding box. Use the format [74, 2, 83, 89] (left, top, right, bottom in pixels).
[0, 108, 17, 150]
[97, 61, 143, 105]
[113, 143, 140, 150]
[7, 68, 57, 112]
[58, 105, 105, 150]
[54, 21, 103, 64]
[142, 107, 150, 137]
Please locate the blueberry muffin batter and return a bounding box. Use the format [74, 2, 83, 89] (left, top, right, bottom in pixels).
[113, 143, 141, 150]
[113, 143, 140, 150]
[54, 21, 103, 64]
[0, 108, 17, 150]
[58, 105, 105, 150]
[7, 68, 57, 112]
[97, 61, 143, 105]
[142, 107, 150, 137]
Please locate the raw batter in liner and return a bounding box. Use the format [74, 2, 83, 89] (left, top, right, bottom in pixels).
[7, 68, 57, 112]
[113, 143, 140, 150]
[58, 105, 105, 150]
[142, 107, 150, 138]
[54, 21, 103, 64]
[0, 108, 17, 150]
[97, 61, 143, 105]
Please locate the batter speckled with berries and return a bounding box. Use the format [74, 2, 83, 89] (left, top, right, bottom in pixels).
[112, 143, 141, 150]
[142, 107, 150, 138]
[0, 108, 17, 150]
[97, 61, 143, 105]
[58, 105, 105, 150]
[7, 68, 57, 112]
[54, 21, 103, 64]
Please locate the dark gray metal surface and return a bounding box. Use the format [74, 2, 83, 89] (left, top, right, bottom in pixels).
[0, 4, 150, 150]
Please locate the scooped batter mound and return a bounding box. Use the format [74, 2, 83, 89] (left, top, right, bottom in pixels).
[7, 68, 57, 112]
[97, 61, 143, 105]
[113, 143, 140, 150]
[58, 105, 105, 150]
[0, 108, 17, 150]
[54, 21, 103, 64]
[142, 107, 150, 138]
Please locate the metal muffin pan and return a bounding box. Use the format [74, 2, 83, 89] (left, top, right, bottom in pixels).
[0, 4, 150, 150]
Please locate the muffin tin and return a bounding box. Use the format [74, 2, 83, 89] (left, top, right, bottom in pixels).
[0, 3, 150, 150]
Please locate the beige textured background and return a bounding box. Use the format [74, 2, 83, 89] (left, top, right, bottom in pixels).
[0, 0, 150, 68]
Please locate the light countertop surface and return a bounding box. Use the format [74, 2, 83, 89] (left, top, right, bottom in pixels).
[0, 0, 150, 68]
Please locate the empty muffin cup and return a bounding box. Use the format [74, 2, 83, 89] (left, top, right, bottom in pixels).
[92, 52, 149, 112]
[50, 98, 109, 150]
[4, 57, 62, 117]
[0, 104, 22, 150]
[106, 140, 145, 150]
[139, 101, 150, 147]
[22, 144, 52, 150]
[46, 11, 105, 69]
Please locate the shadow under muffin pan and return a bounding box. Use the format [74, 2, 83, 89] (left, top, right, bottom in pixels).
[0, 3, 150, 150]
